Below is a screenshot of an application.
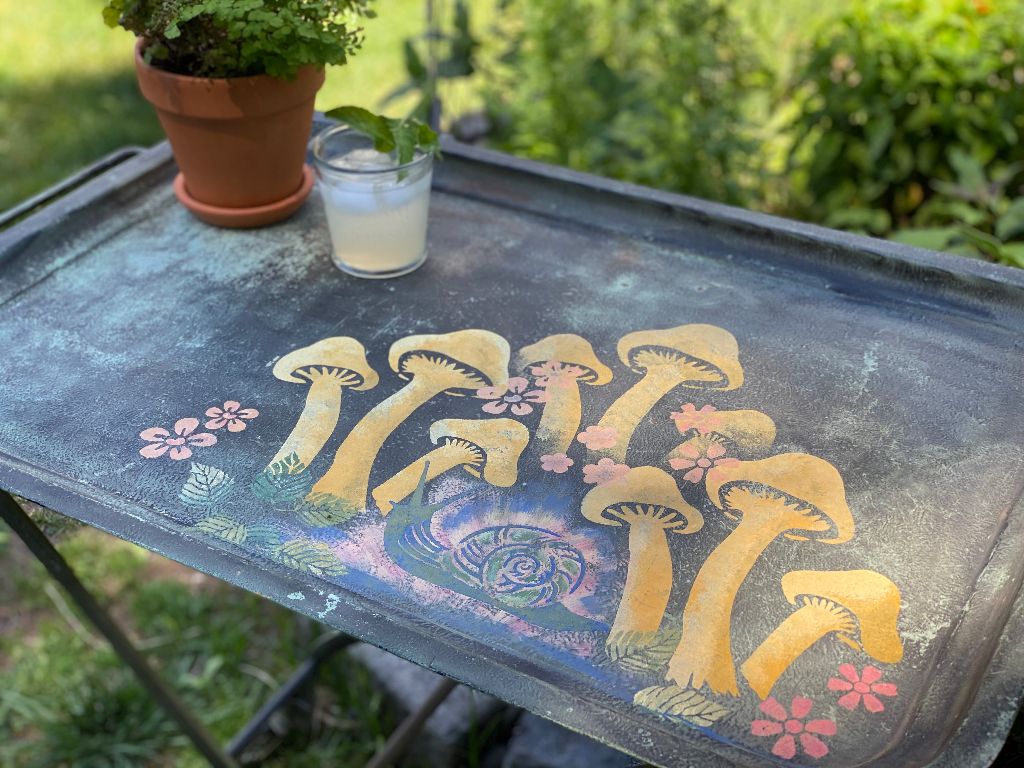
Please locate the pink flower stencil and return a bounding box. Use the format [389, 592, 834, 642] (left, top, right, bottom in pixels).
[751, 696, 836, 760]
[476, 377, 548, 416]
[540, 453, 574, 473]
[576, 425, 617, 450]
[670, 403, 723, 435]
[582, 458, 629, 485]
[829, 664, 897, 713]
[669, 439, 737, 483]
[139, 418, 217, 461]
[204, 400, 260, 432]
[531, 360, 585, 389]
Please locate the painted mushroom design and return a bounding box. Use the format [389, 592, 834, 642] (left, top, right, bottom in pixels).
[580, 467, 702, 647]
[514, 334, 613, 455]
[668, 408, 776, 460]
[667, 453, 854, 696]
[266, 337, 378, 471]
[308, 330, 510, 518]
[742, 569, 903, 700]
[372, 418, 530, 514]
[594, 324, 743, 462]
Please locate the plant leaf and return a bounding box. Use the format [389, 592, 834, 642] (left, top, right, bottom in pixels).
[324, 106, 395, 153]
[299, 493, 360, 526]
[251, 452, 313, 507]
[194, 515, 247, 544]
[599, 629, 678, 676]
[889, 227, 959, 251]
[246, 524, 285, 549]
[995, 198, 1024, 242]
[634, 684, 730, 727]
[179, 463, 235, 508]
[271, 539, 347, 577]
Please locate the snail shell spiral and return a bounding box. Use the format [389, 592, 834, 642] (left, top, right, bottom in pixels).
[450, 524, 586, 609]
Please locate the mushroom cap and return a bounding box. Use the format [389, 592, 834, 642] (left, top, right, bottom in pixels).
[580, 466, 703, 533]
[617, 324, 743, 391]
[705, 453, 854, 545]
[389, 329, 510, 394]
[273, 337, 378, 390]
[673, 408, 776, 454]
[782, 569, 903, 663]
[430, 418, 530, 487]
[514, 334, 613, 385]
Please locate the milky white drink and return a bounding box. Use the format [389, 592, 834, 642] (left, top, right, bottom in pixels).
[322, 149, 432, 275]
[312, 126, 435, 279]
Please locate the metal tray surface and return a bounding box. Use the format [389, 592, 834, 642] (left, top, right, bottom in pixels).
[1, 131, 1023, 768]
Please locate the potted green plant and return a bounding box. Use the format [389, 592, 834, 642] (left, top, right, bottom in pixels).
[103, 1, 374, 228]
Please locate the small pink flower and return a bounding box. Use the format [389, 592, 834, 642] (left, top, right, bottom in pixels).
[139, 418, 217, 461]
[531, 360, 585, 389]
[576, 425, 617, 450]
[476, 377, 548, 416]
[669, 439, 737, 483]
[204, 400, 260, 432]
[540, 453, 574, 473]
[670, 403, 723, 435]
[582, 457, 629, 485]
[829, 664, 897, 713]
[751, 696, 836, 760]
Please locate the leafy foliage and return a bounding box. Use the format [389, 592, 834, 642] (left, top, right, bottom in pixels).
[178, 462, 236, 509]
[598, 629, 678, 677]
[271, 538, 348, 577]
[892, 149, 1024, 267]
[483, 0, 769, 206]
[251, 452, 314, 508]
[300, 492, 361, 526]
[789, 0, 1024, 230]
[102, 0, 376, 79]
[633, 684, 730, 727]
[194, 514, 248, 544]
[324, 105, 441, 165]
[381, 0, 479, 122]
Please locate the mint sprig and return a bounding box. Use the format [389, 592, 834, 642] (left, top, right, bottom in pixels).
[325, 106, 440, 166]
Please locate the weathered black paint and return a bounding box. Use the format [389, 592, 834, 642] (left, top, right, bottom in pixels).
[1, 126, 1023, 768]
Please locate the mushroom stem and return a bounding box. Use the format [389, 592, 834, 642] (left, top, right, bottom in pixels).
[536, 379, 583, 455]
[595, 365, 686, 462]
[310, 371, 442, 512]
[610, 505, 675, 636]
[372, 440, 483, 515]
[267, 369, 347, 470]
[667, 512, 797, 696]
[741, 597, 857, 700]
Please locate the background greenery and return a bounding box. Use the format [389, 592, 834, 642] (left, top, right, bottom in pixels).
[2, 0, 1024, 765]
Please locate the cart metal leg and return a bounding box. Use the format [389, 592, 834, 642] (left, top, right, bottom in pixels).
[225, 631, 357, 758]
[0, 490, 238, 768]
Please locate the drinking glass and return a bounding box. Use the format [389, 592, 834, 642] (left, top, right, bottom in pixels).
[311, 125, 433, 279]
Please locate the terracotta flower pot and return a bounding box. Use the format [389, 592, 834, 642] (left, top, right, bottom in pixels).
[134, 40, 324, 228]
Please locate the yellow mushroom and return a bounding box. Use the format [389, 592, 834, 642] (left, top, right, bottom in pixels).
[595, 324, 743, 462]
[308, 330, 510, 517]
[514, 334, 613, 455]
[266, 337, 378, 471]
[372, 418, 530, 514]
[667, 453, 854, 696]
[581, 467, 702, 648]
[741, 569, 903, 700]
[668, 408, 776, 461]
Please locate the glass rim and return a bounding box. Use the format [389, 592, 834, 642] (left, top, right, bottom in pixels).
[311, 124, 432, 175]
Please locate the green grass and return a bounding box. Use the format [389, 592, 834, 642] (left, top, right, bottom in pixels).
[0, 524, 399, 767]
[0, 0, 426, 211]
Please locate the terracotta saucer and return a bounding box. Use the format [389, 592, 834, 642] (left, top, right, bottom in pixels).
[173, 164, 315, 228]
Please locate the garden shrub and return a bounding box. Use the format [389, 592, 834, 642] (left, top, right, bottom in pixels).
[482, 0, 769, 206]
[789, 0, 1024, 233]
